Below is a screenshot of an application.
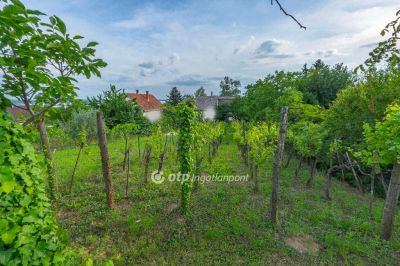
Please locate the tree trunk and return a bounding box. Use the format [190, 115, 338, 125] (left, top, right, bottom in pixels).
[369, 170, 375, 220]
[294, 157, 303, 180]
[380, 163, 400, 240]
[37, 118, 55, 199]
[284, 149, 293, 168]
[270, 106, 289, 225]
[378, 172, 388, 197]
[144, 145, 152, 184]
[306, 157, 318, 187]
[345, 152, 364, 193]
[69, 144, 83, 194]
[96, 112, 115, 209]
[125, 149, 130, 197]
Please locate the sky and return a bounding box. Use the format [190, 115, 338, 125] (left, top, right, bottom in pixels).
[25, 0, 400, 99]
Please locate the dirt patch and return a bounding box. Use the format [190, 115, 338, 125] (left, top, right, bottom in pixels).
[284, 234, 321, 255]
[166, 203, 178, 214]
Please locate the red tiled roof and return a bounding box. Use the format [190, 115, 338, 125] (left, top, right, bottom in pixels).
[127, 92, 163, 112]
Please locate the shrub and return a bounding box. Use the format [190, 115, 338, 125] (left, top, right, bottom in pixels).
[0, 111, 67, 265]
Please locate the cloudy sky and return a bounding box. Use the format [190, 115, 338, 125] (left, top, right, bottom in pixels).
[26, 0, 399, 99]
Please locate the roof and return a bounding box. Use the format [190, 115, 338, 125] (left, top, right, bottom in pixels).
[127, 92, 163, 112]
[195, 96, 235, 110]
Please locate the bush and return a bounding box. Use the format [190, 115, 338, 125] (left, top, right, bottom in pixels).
[0, 110, 67, 264]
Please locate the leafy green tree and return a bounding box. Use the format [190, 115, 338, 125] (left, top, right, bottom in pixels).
[219, 76, 241, 96]
[0, 110, 67, 264]
[324, 67, 400, 148]
[88, 85, 149, 129]
[166, 87, 183, 106]
[297, 60, 354, 107]
[0, 0, 106, 198]
[194, 86, 206, 97]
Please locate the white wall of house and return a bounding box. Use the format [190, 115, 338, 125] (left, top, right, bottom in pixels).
[202, 107, 216, 120]
[144, 109, 162, 122]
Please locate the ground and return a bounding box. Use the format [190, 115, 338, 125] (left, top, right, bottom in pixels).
[52, 136, 400, 265]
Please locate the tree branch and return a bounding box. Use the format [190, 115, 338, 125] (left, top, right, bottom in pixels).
[271, 0, 307, 30]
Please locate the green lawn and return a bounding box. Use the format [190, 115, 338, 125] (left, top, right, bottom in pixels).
[52, 137, 400, 265]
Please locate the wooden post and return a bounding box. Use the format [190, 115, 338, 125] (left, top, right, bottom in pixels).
[270, 106, 289, 225]
[96, 112, 115, 209]
[125, 149, 130, 197]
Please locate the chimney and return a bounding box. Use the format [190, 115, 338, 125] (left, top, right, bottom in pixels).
[146, 90, 149, 101]
[136, 89, 139, 94]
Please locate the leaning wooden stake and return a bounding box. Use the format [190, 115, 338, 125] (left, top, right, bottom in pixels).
[96, 112, 115, 209]
[270, 106, 289, 225]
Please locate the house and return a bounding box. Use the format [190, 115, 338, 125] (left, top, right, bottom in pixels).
[127, 90, 163, 122]
[195, 95, 235, 120]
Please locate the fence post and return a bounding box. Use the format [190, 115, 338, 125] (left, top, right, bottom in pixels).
[96, 111, 115, 209]
[270, 106, 289, 225]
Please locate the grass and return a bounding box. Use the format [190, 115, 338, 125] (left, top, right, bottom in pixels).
[52, 136, 400, 265]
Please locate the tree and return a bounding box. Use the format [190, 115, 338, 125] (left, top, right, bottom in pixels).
[166, 87, 183, 106]
[297, 60, 354, 107]
[219, 76, 241, 96]
[88, 85, 149, 129]
[0, 0, 106, 198]
[194, 86, 206, 97]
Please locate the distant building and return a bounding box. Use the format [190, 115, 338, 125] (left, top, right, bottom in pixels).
[6, 105, 30, 122]
[195, 95, 234, 120]
[127, 90, 163, 122]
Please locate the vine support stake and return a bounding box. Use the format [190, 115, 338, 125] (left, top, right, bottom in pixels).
[96, 111, 115, 209]
[270, 106, 289, 225]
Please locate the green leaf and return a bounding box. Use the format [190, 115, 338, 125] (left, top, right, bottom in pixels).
[86, 41, 98, 47]
[1, 180, 16, 193]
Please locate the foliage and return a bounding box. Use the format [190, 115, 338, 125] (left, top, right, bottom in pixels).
[361, 103, 400, 165]
[176, 102, 195, 215]
[291, 121, 326, 159]
[47, 99, 91, 125]
[194, 86, 207, 97]
[219, 76, 241, 96]
[0, 110, 67, 265]
[60, 108, 97, 143]
[247, 123, 278, 165]
[0, 0, 106, 125]
[298, 61, 354, 107]
[357, 9, 400, 71]
[160, 104, 179, 133]
[88, 85, 149, 129]
[166, 87, 183, 106]
[324, 67, 400, 148]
